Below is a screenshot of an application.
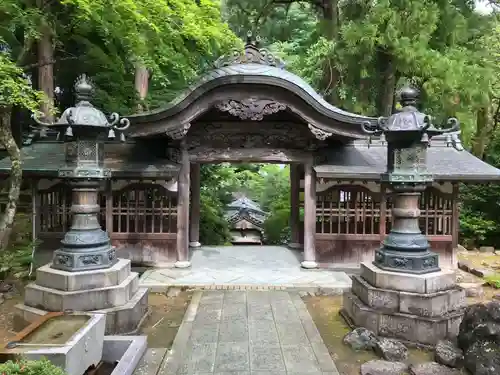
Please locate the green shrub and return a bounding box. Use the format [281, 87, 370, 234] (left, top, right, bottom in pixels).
[0, 358, 67, 375]
[0, 213, 40, 281]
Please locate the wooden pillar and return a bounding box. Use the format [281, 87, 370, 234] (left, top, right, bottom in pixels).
[189, 163, 201, 248]
[289, 164, 301, 249]
[451, 183, 460, 267]
[301, 160, 318, 268]
[175, 141, 191, 268]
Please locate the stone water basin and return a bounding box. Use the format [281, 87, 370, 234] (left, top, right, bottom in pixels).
[0, 311, 105, 375]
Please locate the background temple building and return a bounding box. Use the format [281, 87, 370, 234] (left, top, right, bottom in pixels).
[1, 36, 500, 269]
[225, 195, 267, 245]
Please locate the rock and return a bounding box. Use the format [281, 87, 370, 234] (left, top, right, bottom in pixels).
[434, 339, 464, 368]
[479, 246, 495, 253]
[463, 340, 500, 375]
[166, 287, 181, 297]
[457, 244, 468, 253]
[458, 301, 500, 375]
[298, 291, 308, 297]
[0, 294, 4, 305]
[458, 282, 484, 297]
[343, 327, 378, 351]
[409, 362, 462, 375]
[374, 337, 408, 362]
[458, 260, 472, 272]
[360, 360, 408, 375]
[470, 267, 494, 278]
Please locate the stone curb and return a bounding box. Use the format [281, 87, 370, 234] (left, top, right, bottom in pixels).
[139, 282, 350, 295]
[158, 291, 202, 375]
[458, 260, 495, 279]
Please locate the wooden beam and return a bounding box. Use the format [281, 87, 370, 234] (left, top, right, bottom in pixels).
[451, 183, 460, 250]
[189, 147, 312, 163]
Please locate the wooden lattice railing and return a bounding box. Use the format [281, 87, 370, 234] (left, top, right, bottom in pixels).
[112, 183, 177, 234]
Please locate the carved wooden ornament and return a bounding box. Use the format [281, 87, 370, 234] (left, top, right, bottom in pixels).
[216, 98, 286, 121]
[166, 123, 191, 140]
[308, 124, 332, 141]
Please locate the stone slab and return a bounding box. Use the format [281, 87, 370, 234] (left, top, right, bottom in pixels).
[140, 245, 352, 294]
[158, 290, 340, 375]
[5, 313, 106, 375]
[14, 287, 149, 335]
[360, 262, 455, 294]
[24, 272, 139, 311]
[352, 275, 466, 317]
[342, 292, 464, 345]
[36, 259, 131, 291]
[101, 336, 148, 375]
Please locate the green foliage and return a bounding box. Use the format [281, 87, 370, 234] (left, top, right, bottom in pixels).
[485, 273, 500, 288]
[0, 51, 44, 112]
[0, 358, 67, 375]
[1, 213, 38, 280]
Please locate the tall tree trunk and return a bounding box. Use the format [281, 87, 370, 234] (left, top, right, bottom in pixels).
[0, 107, 22, 250]
[472, 106, 492, 159]
[135, 63, 149, 113]
[320, 0, 341, 105]
[377, 51, 396, 116]
[36, 1, 54, 122]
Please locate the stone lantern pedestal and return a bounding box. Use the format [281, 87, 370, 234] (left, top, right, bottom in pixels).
[342, 263, 465, 345]
[14, 75, 148, 334]
[341, 88, 466, 345]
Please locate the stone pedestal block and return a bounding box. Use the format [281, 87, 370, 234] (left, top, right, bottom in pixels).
[361, 262, 456, 294]
[342, 262, 465, 346]
[342, 292, 463, 345]
[15, 259, 148, 335]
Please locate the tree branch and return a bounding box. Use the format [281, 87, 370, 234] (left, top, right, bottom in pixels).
[21, 55, 79, 71]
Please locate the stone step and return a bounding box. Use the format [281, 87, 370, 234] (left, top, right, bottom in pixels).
[13, 287, 149, 335]
[352, 275, 466, 317]
[25, 272, 139, 312]
[342, 292, 464, 346]
[96, 287, 149, 335]
[36, 259, 131, 291]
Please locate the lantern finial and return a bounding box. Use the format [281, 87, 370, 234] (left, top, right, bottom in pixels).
[399, 86, 419, 107]
[74, 74, 94, 103]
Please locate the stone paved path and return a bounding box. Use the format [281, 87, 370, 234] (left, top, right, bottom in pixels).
[155, 290, 340, 375]
[140, 246, 351, 293]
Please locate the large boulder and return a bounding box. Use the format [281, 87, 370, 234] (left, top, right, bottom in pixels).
[434, 339, 463, 368]
[409, 362, 462, 375]
[458, 301, 500, 375]
[374, 338, 408, 362]
[343, 327, 378, 351]
[360, 360, 408, 375]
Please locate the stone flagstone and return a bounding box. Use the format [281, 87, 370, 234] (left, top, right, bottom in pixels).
[155, 290, 340, 375]
[140, 246, 352, 293]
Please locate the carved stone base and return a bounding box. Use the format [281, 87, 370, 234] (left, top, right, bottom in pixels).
[374, 248, 440, 274]
[52, 245, 118, 272]
[16, 258, 148, 335]
[342, 262, 465, 345]
[301, 260, 319, 269]
[288, 242, 302, 250]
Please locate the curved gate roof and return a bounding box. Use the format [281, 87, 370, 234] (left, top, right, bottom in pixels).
[127, 35, 377, 139]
